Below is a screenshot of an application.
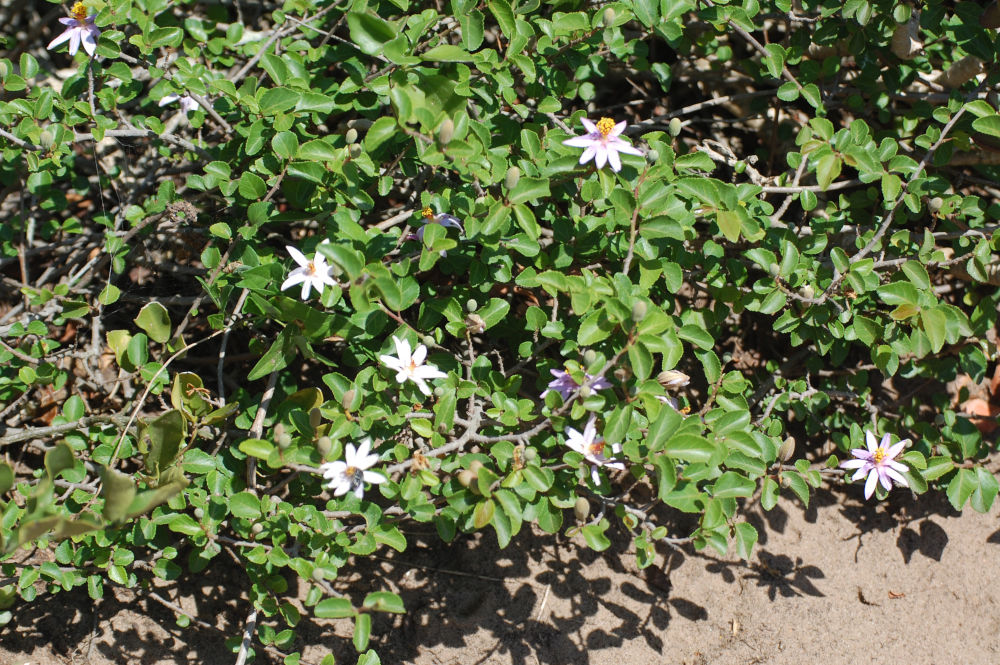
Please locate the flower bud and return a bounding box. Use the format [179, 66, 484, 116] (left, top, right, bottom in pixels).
[657, 370, 690, 389]
[778, 436, 795, 462]
[348, 143, 363, 159]
[309, 407, 322, 430]
[928, 197, 944, 214]
[767, 263, 779, 276]
[422, 334, 436, 347]
[312, 568, 325, 582]
[251, 523, 264, 535]
[523, 447, 538, 462]
[583, 349, 597, 365]
[631, 301, 647, 322]
[39, 130, 54, 149]
[345, 128, 358, 145]
[645, 149, 659, 163]
[579, 385, 592, 398]
[574, 497, 591, 522]
[465, 313, 486, 334]
[466, 298, 478, 312]
[341, 389, 355, 410]
[799, 284, 815, 299]
[438, 118, 455, 145]
[469, 460, 484, 473]
[602, 6, 615, 26]
[668, 117, 682, 137]
[433, 386, 444, 397]
[505, 166, 520, 190]
[317, 436, 332, 457]
[277, 432, 292, 449]
[458, 469, 477, 488]
[193, 507, 204, 519]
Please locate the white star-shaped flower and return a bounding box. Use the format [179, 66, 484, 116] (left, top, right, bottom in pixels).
[280, 244, 336, 300]
[564, 415, 625, 484]
[320, 440, 386, 499]
[379, 335, 447, 396]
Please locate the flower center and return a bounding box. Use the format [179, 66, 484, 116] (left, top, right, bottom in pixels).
[422, 207, 435, 220]
[306, 260, 317, 275]
[407, 359, 418, 373]
[873, 447, 886, 464]
[588, 440, 604, 457]
[71, 2, 88, 22]
[596, 117, 616, 138]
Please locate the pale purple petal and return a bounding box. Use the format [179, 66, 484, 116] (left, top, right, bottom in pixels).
[593, 145, 609, 169]
[578, 144, 598, 165]
[609, 120, 627, 137]
[886, 460, 908, 473]
[47, 29, 73, 50]
[81, 27, 98, 55]
[68, 29, 81, 56]
[851, 466, 870, 481]
[590, 465, 601, 484]
[610, 139, 645, 156]
[563, 135, 597, 148]
[865, 430, 879, 453]
[580, 118, 598, 134]
[886, 440, 907, 459]
[840, 459, 867, 469]
[850, 448, 873, 460]
[159, 93, 181, 107]
[877, 468, 893, 492]
[58, 17, 77, 26]
[884, 467, 908, 487]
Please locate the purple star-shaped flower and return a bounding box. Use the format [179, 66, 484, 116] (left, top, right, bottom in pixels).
[47, 2, 100, 58]
[840, 430, 909, 500]
[561, 117, 644, 172]
[542, 368, 612, 401]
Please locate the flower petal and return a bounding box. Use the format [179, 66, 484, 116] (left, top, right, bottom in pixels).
[68, 29, 82, 55]
[300, 279, 311, 300]
[840, 459, 867, 469]
[363, 470, 386, 484]
[865, 430, 879, 453]
[411, 343, 427, 365]
[578, 144, 598, 165]
[886, 440, 908, 459]
[593, 145, 608, 169]
[610, 120, 627, 137]
[563, 136, 597, 148]
[884, 467, 908, 487]
[280, 271, 305, 292]
[286, 245, 308, 267]
[580, 118, 598, 133]
[607, 147, 622, 172]
[81, 28, 98, 56]
[864, 470, 878, 499]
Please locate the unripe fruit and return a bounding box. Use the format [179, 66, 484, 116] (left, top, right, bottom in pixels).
[631, 301, 647, 322]
[458, 469, 476, 487]
[277, 432, 292, 449]
[422, 335, 436, 347]
[312, 568, 325, 582]
[778, 436, 795, 462]
[438, 118, 454, 145]
[469, 460, 484, 473]
[345, 128, 358, 144]
[523, 447, 538, 462]
[505, 166, 520, 190]
[668, 117, 682, 137]
[39, 131, 54, 149]
[602, 6, 615, 26]
[645, 149, 659, 163]
[348, 143, 362, 159]
[317, 436, 332, 457]
[433, 386, 444, 397]
[309, 407, 322, 430]
[657, 370, 690, 389]
[799, 284, 815, 300]
[341, 389, 355, 409]
[928, 197, 944, 214]
[574, 497, 591, 522]
[466, 298, 478, 312]
[194, 507, 204, 519]
[251, 523, 264, 535]
[583, 349, 597, 365]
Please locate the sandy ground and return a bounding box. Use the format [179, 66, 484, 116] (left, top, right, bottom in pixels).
[3, 487, 1000, 664]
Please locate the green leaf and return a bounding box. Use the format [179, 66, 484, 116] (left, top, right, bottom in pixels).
[815, 153, 841, 191]
[315, 597, 356, 618]
[101, 468, 136, 523]
[664, 433, 718, 464]
[581, 520, 612, 551]
[972, 114, 1000, 138]
[142, 410, 186, 476]
[44, 442, 75, 479]
[716, 210, 741, 242]
[362, 591, 406, 613]
[258, 87, 301, 115]
[646, 406, 682, 451]
[0, 462, 13, 495]
[230, 491, 262, 519]
[711, 471, 755, 499]
[239, 172, 266, 200]
[971, 466, 999, 513]
[134, 302, 172, 344]
[239, 438, 276, 459]
[422, 44, 474, 61]
[248, 327, 296, 381]
[346, 12, 397, 55]
[677, 325, 714, 351]
[920, 307, 947, 353]
[946, 468, 977, 510]
[733, 522, 758, 560]
[508, 177, 550, 204]
[297, 139, 340, 162]
[353, 612, 372, 652]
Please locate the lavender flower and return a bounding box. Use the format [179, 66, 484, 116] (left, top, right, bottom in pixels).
[564, 415, 625, 485]
[159, 94, 199, 115]
[840, 430, 909, 500]
[561, 117, 644, 172]
[47, 2, 100, 58]
[542, 368, 611, 401]
[415, 207, 463, 241]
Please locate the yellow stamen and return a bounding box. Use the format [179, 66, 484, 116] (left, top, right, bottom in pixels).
[422, 207, 435, 220]
[307, 260, 316, 274]
[71, 2, 88, 21]
[588, 440, 604, 456]
[596, 117, 616, 138]
[873, 447, 886, 464]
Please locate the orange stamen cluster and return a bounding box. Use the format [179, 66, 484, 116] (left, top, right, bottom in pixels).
[422, 207, 435, 220]
[588, 440, 605, 456]
[873, 447, 886, 464]
[596, 117, 616, 137]
[71, 2, 88, 21]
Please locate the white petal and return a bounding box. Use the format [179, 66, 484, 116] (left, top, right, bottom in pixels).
[593, 145, 608, 169]
[159, 93, 180, 107]
[332, 482, 351, 496]
[865, 431, 879, 453]
[47, 29, 72, 50]
[611, 140, 645, 156]
[353, 440, 371, 461]
[840, 459, 867, 469]
[578, 144, 598, 165]
[286, 245, 309, 267]
[81, 28, 98, 56]
[580, 118, 598, 133]
[864, 470, 878, 499]
[393, 336, 412, 364]
[379, 354, 403, 371]
[411, 344, 427, 365]
[414, 365, 446, 380]
[352, 484, 365, 499]
[363, 470, 386, 484]
[563, 136, 597, 148]
[68, 29, 81, 56]
[300, 279, 311, 300]
[280, 271, 306, 292]
[851, 467, 869, 481]
[884, 467, 908, 487]
[609, 120, 627, 137]
[607, 147, 622, 172]
[413, 377, 432, 395]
